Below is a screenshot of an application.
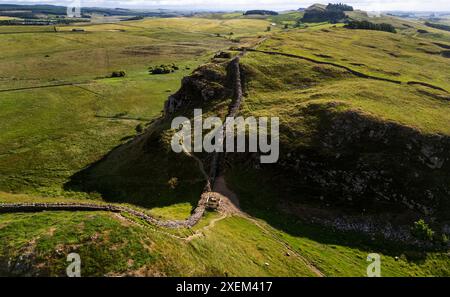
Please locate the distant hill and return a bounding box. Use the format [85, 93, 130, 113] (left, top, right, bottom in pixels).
[244, 10, 279, 16]
[345, 10, 369, 21]
[301, 3, 352, 23]
[0, 4, 67, 15]
[0, 4, 185, 19]
[0, 4, 67, 18]
[306, 4, 327, 11]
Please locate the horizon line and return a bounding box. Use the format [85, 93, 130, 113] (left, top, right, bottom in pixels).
[0, 2, 449, 13]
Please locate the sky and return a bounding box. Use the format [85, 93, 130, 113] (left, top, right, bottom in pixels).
[1, 0, 449, 12]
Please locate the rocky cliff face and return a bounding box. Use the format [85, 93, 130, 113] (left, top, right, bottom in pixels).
[164, 62, 233, 115]
[163, 60, 450, 218]
[277, 105, 450, 215]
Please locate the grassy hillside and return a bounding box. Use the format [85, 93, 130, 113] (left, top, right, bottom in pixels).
[201, 11, 304, 26]
[231, 23, 450, 216]
[258, 25, 450, 91]
[0, 17, 271, 200]
[0, 13, 449, 276]
[240, 50, 450, 135]
[1, 191, 449, 276]
[0, 210, 318, 276]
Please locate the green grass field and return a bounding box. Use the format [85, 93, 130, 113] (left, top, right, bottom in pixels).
[1, 193, 448, 276]
[258, 25, 450, 91]
[240, 51, 450, 135]
[0, 17, 271, 198]
[0, 13, 449, 276]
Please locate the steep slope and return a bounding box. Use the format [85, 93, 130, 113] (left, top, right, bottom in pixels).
[64, 59, 237, 218]
[235, 51, 450, 215]
[220, 25, 450, 241]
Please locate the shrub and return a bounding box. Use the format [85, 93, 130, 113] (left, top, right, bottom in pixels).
[326, 3, 354, 11]
[123, 16, 144, 21]
[411, 219, 435, 241]
[111, 70, 126, 77]
[441, 50, 450, 58]
[243, 10, 278, 16]
[345, 20, 396, 33]
[214, 51, 232, 59]
[424, 22, 450, 32]
[149, 64, 178, 75]
[294, 20, 307, 28]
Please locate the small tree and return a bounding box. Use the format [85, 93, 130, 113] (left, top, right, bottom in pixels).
[294, 20, 306, 28]
[411, 219, 434, 241]
[149, 64, 178, 75]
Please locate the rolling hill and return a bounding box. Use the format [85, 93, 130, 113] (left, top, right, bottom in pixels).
[0, 5, 449, 276]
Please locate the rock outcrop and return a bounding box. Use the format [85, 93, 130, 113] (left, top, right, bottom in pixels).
[164, 63, 230, 115]
[277, 105, 450, 215]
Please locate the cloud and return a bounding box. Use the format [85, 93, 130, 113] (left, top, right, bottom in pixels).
[2, 0, 450, 11]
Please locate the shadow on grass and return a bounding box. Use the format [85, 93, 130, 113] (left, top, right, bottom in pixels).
[225, 165, 443, 262]
[64, 130, 205, 213]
